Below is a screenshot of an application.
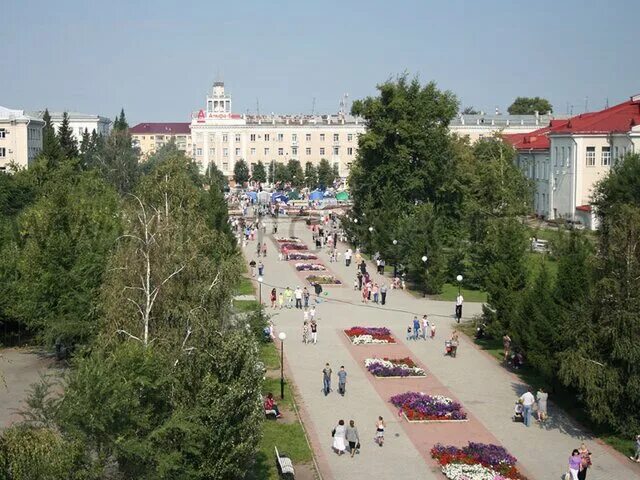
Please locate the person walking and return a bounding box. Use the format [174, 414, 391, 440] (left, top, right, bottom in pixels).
[503, 334, 512, 363]
[258, 261, 264, 277]
[519, 389, 535, 427]
[303, 287, 310, 308]
[380, 283, 387, 305]
[578, 443, 591, 480]
[284, 286, 294, 308]
[294, 286, 303, 309]
[421, 315, 429, 340]
[630, 434, 640, 463]
[278, 292, 284, 309]
[412, 316, 420, 340]
[256, 241, 262, 258]
[536, 387, 548, 423]
[346, 420, 360, 457]
[337, 366, 347, 396]
[310, 305, 316, 321]
[270, 288, 277, 309]
[359, 259, 367, 275]
[249, 259, 257, 277]
[322, 363, 332, 396]
[355, 250, 362, 267]
[372, 283, 379, 304]
[302, 321, 309, 344]
[332, 419, 347, 455]
[261, 242, 267, 257]
[455, 292, 463, 323]
[311, 320, 318, 344]
[345, 248, 352, 267]
[568, 449, 582, 480]
[357, 271, 363, 290]
[313, 282, 323, 303]
[375, 416, 385, 447]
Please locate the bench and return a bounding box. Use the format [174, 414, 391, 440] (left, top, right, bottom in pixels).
[275, 446, 295, 479]
[264, 408, 278, 419]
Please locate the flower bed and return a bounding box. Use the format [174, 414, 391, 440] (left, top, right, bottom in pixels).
[306, 274, 341, 285]
[295, 263, 327, 271]
[344, 327, 396, 345]
[390, 392, 467, 422]
[431, 443, 526, 480]
[275, 236, 303, 243]
[280, 243, 308, 251]
[286, 252, 318, 261]
[365, 357, 426, 377]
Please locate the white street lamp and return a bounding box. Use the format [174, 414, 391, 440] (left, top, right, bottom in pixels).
[456, 274, 463, 283]
[421, 255, 428, 263]
[368, 226, 374, 232]
[354, 218, 358, 223]
[392, 239, 397, 245]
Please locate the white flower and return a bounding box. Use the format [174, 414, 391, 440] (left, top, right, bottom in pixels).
[442, 462, 499, 480]
[364, 358, 426, 375]
[350, 335, 389, 345]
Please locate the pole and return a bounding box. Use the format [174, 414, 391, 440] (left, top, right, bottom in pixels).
[280, 340, 285, 400]
[259, 281, 262, 306]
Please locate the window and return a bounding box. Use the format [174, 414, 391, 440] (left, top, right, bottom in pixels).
[586, 146, 596, 166]
[333, 147, 339, 155]
[306, 147, 311, 155]
[306, 133, 311, 141]
[278, 147, 284, 155]
[250, 148, 256, 155]
[333, 133, 339, 142]
[292, 134, 297, 142]
[347, 134, 353, 142]
[196, 148, 203, 156]
[277, 133, 284, 142]
[222, 162, 229, 170]
[222, 134, 228, 142]
[223, 148, 229, 157]
[542, 193, 546, 209]
[292, 147, 298, 155]
[235, 134, 241, 142]
[150, 136, 155, 140]
[235, 148, 241, 156]
[320, 147, 325, 155]
[250, 134, 256, 141]
[561, 147, 565, 167]
[264, 134, 270, 141]
[347, 147, 353, 155]
[320, 133, 325, 141]
[264, 147, 270, 155]
[601, 146, 611, 166]
[0, 147, 6, 157]
[554, 147, 558, 167]
[209, 148, 215, 155]
[615, 146, 619, 161]
[0, 129, 6, 138]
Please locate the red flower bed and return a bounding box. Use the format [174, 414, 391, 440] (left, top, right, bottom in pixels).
[344, 327, 396, 343]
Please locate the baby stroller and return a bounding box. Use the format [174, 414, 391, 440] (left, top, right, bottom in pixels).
[444, 340, 458, 357]
[512, 401, 524, 423]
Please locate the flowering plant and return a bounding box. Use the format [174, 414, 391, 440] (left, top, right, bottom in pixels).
[344, 327, 396, 344]
[431, 442, 526, 480]
[287, 252, 318, 260]
[275, 236, 303, 243]
[280, 243, 308, 251]
[306, 274, 341, 285]
[295, 263, 327, 271]
[390, 392, 467, 421]
[365, 358, 426, 377]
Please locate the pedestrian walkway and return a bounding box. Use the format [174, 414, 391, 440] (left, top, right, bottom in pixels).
[248, 217, 639, 480]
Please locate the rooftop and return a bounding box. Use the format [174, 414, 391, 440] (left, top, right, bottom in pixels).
[450, 113, 565, 128]
[130, 122, 191, 135]
[0, 106, 45, 124]
[28, 110, 112, 123]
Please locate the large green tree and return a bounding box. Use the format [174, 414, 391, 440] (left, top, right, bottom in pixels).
[40, 109, 63, 165]
[233, 159, 249, 186]
[252, 160, 267, 183]
[286, 159, 305, 188]
[316, 158, 335, 189]
[507, 96, 553, 115]
[57, 112, 79, 159]
[93, 127, 139, 194]
[304, 162, 317, 189]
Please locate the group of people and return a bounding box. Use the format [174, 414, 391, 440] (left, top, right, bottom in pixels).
[347, 249, 392, 306]
[269, 286, 311, 309]
[331, 416, 386, 457]
[515, 388, 548, 427]
[567, 443, 592, 480]
[406, 315, 436, 340]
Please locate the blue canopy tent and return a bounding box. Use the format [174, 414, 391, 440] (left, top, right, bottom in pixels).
[271, 193, 289, 204]
[309, 190, 323, 201]
[245, 191, 258, 201]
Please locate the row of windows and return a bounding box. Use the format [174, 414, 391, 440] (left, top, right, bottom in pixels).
[196, 132, 358, 143]
[196, 146, 355, 157]
[585, 146, 632, 166]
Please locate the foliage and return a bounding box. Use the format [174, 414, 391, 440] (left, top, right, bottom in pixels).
[233, 159, 250, 185]
[316, 158, 335, 189]
[461, 106, 479, 114]
[40, 108, 63, 165]
[252, 160, 267, 183]
[113, 108, 129, 131]
[304, 161, 317, 189]
[286, 159, 305, 188]
[57, 112, 79, 159]
[507, 96, 553, 115]
[592, 153, 640, 227]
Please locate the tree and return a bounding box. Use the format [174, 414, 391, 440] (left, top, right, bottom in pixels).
[507, 97, 553, 115]
[57, 112, 79, 159]
[317, 158, 335, 189]
[93, 128, 139, 195]
[40, 109, 62, 165]
[252, 161, 267, 183]
[462, 106, 479, 115]
[332, 164, 340, 182]
[286, 159, 304, 188]
[592, 153, 640, 228]
[233, 159, 249, 186]
[113, 108, 129, 132]
[79, 128, 90, 156]
[304, 162, 317, 189]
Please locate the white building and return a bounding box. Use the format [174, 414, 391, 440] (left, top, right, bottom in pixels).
[450, 112, 564, 142]
[190, 82, 365, 178]
[507, 95, 640, 229]
[29, 110, 112, 143]
[0, 106, 44, 171]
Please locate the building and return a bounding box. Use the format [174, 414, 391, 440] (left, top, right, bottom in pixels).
[450, 112, 564, 142]
[189, 82, 365, 178]
[506, 95, 640, 229]
[0, 106, 45, 171]
[129, 123, 192, 158]
[29, 111, 112, 143]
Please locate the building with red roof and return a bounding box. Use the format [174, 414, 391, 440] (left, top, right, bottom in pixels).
[129, 122, 191, 158]
[505, 94, 640, 229]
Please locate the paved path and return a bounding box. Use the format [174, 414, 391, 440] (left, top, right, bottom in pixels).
[245, 217, 639, 480]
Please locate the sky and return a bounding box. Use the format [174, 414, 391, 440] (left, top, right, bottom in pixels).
[2, 0, 637, 124]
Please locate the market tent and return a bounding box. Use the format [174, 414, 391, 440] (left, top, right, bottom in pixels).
[271, 193, 289, 204]
[287, 190, 300, 200]
[257, 191, 271, 204]
[335, 191, 349, 201]
[309, 190, 323, 201]
[245, 191, 258, 201]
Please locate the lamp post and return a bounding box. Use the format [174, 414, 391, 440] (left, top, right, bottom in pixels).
[258, 276, 264, 306]
[392, 239, 398, 278]
[421, 255, 428, 297]
[368, 226, 374, 253]
[278, 332, 287, 399]
[456, 274, 463, 296]
[455, 274, 463, 323]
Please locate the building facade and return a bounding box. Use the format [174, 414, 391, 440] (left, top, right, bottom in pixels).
[130, 123, 192, 158]
[0, 106, 44, 171]
[29, 111, 112, 143]
[506, 95, 640, 229]
[450, 112, 564, 142]
[189, 82, 365, 178]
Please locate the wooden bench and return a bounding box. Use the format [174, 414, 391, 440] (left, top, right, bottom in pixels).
[274, 446, 295, 479]
[265, 408, 278, 419]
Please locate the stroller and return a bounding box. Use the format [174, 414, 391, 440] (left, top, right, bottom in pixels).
[512, 401, 525, 423]
[444, 340, 458, 357]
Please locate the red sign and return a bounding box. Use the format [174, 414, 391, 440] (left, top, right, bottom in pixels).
[197, 109, 205, 122]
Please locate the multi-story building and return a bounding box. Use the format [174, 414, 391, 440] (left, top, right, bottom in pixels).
[450, 112, 564, 142]
[0, 106, 45, 171]
[506, 94, 640, 229]
[190, 82, 365, 178]
[129, 123, 192, 158]
[29, 111, 112, 143]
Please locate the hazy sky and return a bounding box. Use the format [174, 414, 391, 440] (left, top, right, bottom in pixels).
[2, 0, 637, 124]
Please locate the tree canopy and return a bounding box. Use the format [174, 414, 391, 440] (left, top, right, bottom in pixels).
[507, 96, 553, 115]
[233, 159, 249, 185]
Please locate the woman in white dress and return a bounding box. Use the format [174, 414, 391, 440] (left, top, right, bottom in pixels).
[332, 419, 347, 455]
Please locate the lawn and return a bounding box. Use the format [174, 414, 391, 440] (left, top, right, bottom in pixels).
[435, 283, 488, 303]
[237, 276, 256, 296]
[233, 299, 259, 313]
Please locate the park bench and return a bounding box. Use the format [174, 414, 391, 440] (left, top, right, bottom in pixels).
[274, 446, 295, 478]
[264, 407, 278, 419]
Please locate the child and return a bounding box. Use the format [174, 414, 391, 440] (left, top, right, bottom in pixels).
[353, 278, 359, 290]
[278, 293, 284, 309]
[430, 322, 436, 339]
[302, 321, 309, 344]
[406, 325, 412, 341]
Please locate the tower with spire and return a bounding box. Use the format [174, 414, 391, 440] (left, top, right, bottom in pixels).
[207, 80, 231, 116]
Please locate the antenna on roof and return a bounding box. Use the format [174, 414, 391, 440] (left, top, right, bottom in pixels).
[584, 96, 589, 113]
[605, 97, 609, 109]
[339, 93, 349, 116]
[256, 98, 260, 116]
[311, 97, 316, 116]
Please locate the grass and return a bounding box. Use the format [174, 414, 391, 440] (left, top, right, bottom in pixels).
[435, 283, 488, 303]
[237, 276, 256, 296]
[233, 299, 259, 313]
[458, 321, 637, 459]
